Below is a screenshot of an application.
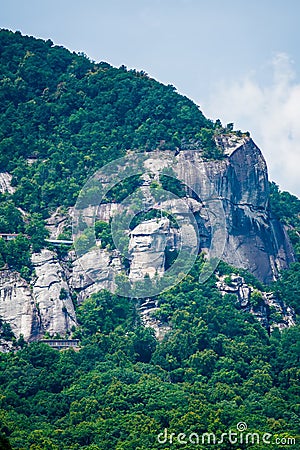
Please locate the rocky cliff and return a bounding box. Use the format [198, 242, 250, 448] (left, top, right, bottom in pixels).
[216, 273, 295, 332]
[0, 172, 15, 194]
[174, 136, 295, 283]
[0, 249, 76, 345]
[0, 136, 296, 343]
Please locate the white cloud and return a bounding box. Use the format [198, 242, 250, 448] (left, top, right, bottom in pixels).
[204, 52, 300, 197]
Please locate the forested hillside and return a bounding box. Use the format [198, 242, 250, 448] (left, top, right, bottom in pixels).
[0, 28, 222, 274]
[0, 261, 300, 449]
[0, 30, 299, 449]
[0, 28, 220, 215]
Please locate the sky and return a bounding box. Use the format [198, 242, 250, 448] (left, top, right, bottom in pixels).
[1, 0, 300, 196]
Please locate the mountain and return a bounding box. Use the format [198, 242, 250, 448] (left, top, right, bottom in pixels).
[0, 134, 296, 343]
[0, 30, 299, 449]
[0, 29, 216, 214]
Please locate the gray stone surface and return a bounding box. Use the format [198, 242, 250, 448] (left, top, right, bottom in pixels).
[0, 250, 77, 342]
[45, 207, 70, 239]
[139, 298, 171, 341]
[31, 249, 77, 337]
[217, 273, 296, 331]
[175, 137, 294, 283]
[0, 270, 37, 341]
[0, 137, 296, 344]
[0, 172, 15, 194]
[128, 218, 170, 281]
[70, 247, 122, 302]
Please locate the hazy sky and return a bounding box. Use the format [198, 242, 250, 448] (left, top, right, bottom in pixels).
[1, 0, 300, 196]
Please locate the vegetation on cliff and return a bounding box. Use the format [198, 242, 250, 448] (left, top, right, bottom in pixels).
[0, 30, 299, 449]
[0, 28, 227, 272]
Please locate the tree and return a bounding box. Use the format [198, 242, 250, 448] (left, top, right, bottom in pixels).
[25, 213, 49, 252]
[0, 433, 12, 450]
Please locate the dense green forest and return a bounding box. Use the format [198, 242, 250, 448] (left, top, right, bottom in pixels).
[0, 262, 300, 449]
[0, 28, 221, 216]
[0, 30, 299, 449]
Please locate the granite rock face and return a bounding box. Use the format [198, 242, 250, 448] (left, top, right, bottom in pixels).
[0, 250, 77, 342]
[69, 247, 123, 303]
[0, 172, 15, 194]
[0, 269, 38, 342]
[128, 218, 170, 282]
[139, 298, 171, 341]
[175, 137, 294, 283]
[217, 273, 296, 332]
[0, 136, 296, 343]
[45, 207, 70, 239]
[31, 249, 77, 337]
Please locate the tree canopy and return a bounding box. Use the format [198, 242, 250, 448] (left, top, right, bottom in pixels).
[0, 29, 299, 449]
